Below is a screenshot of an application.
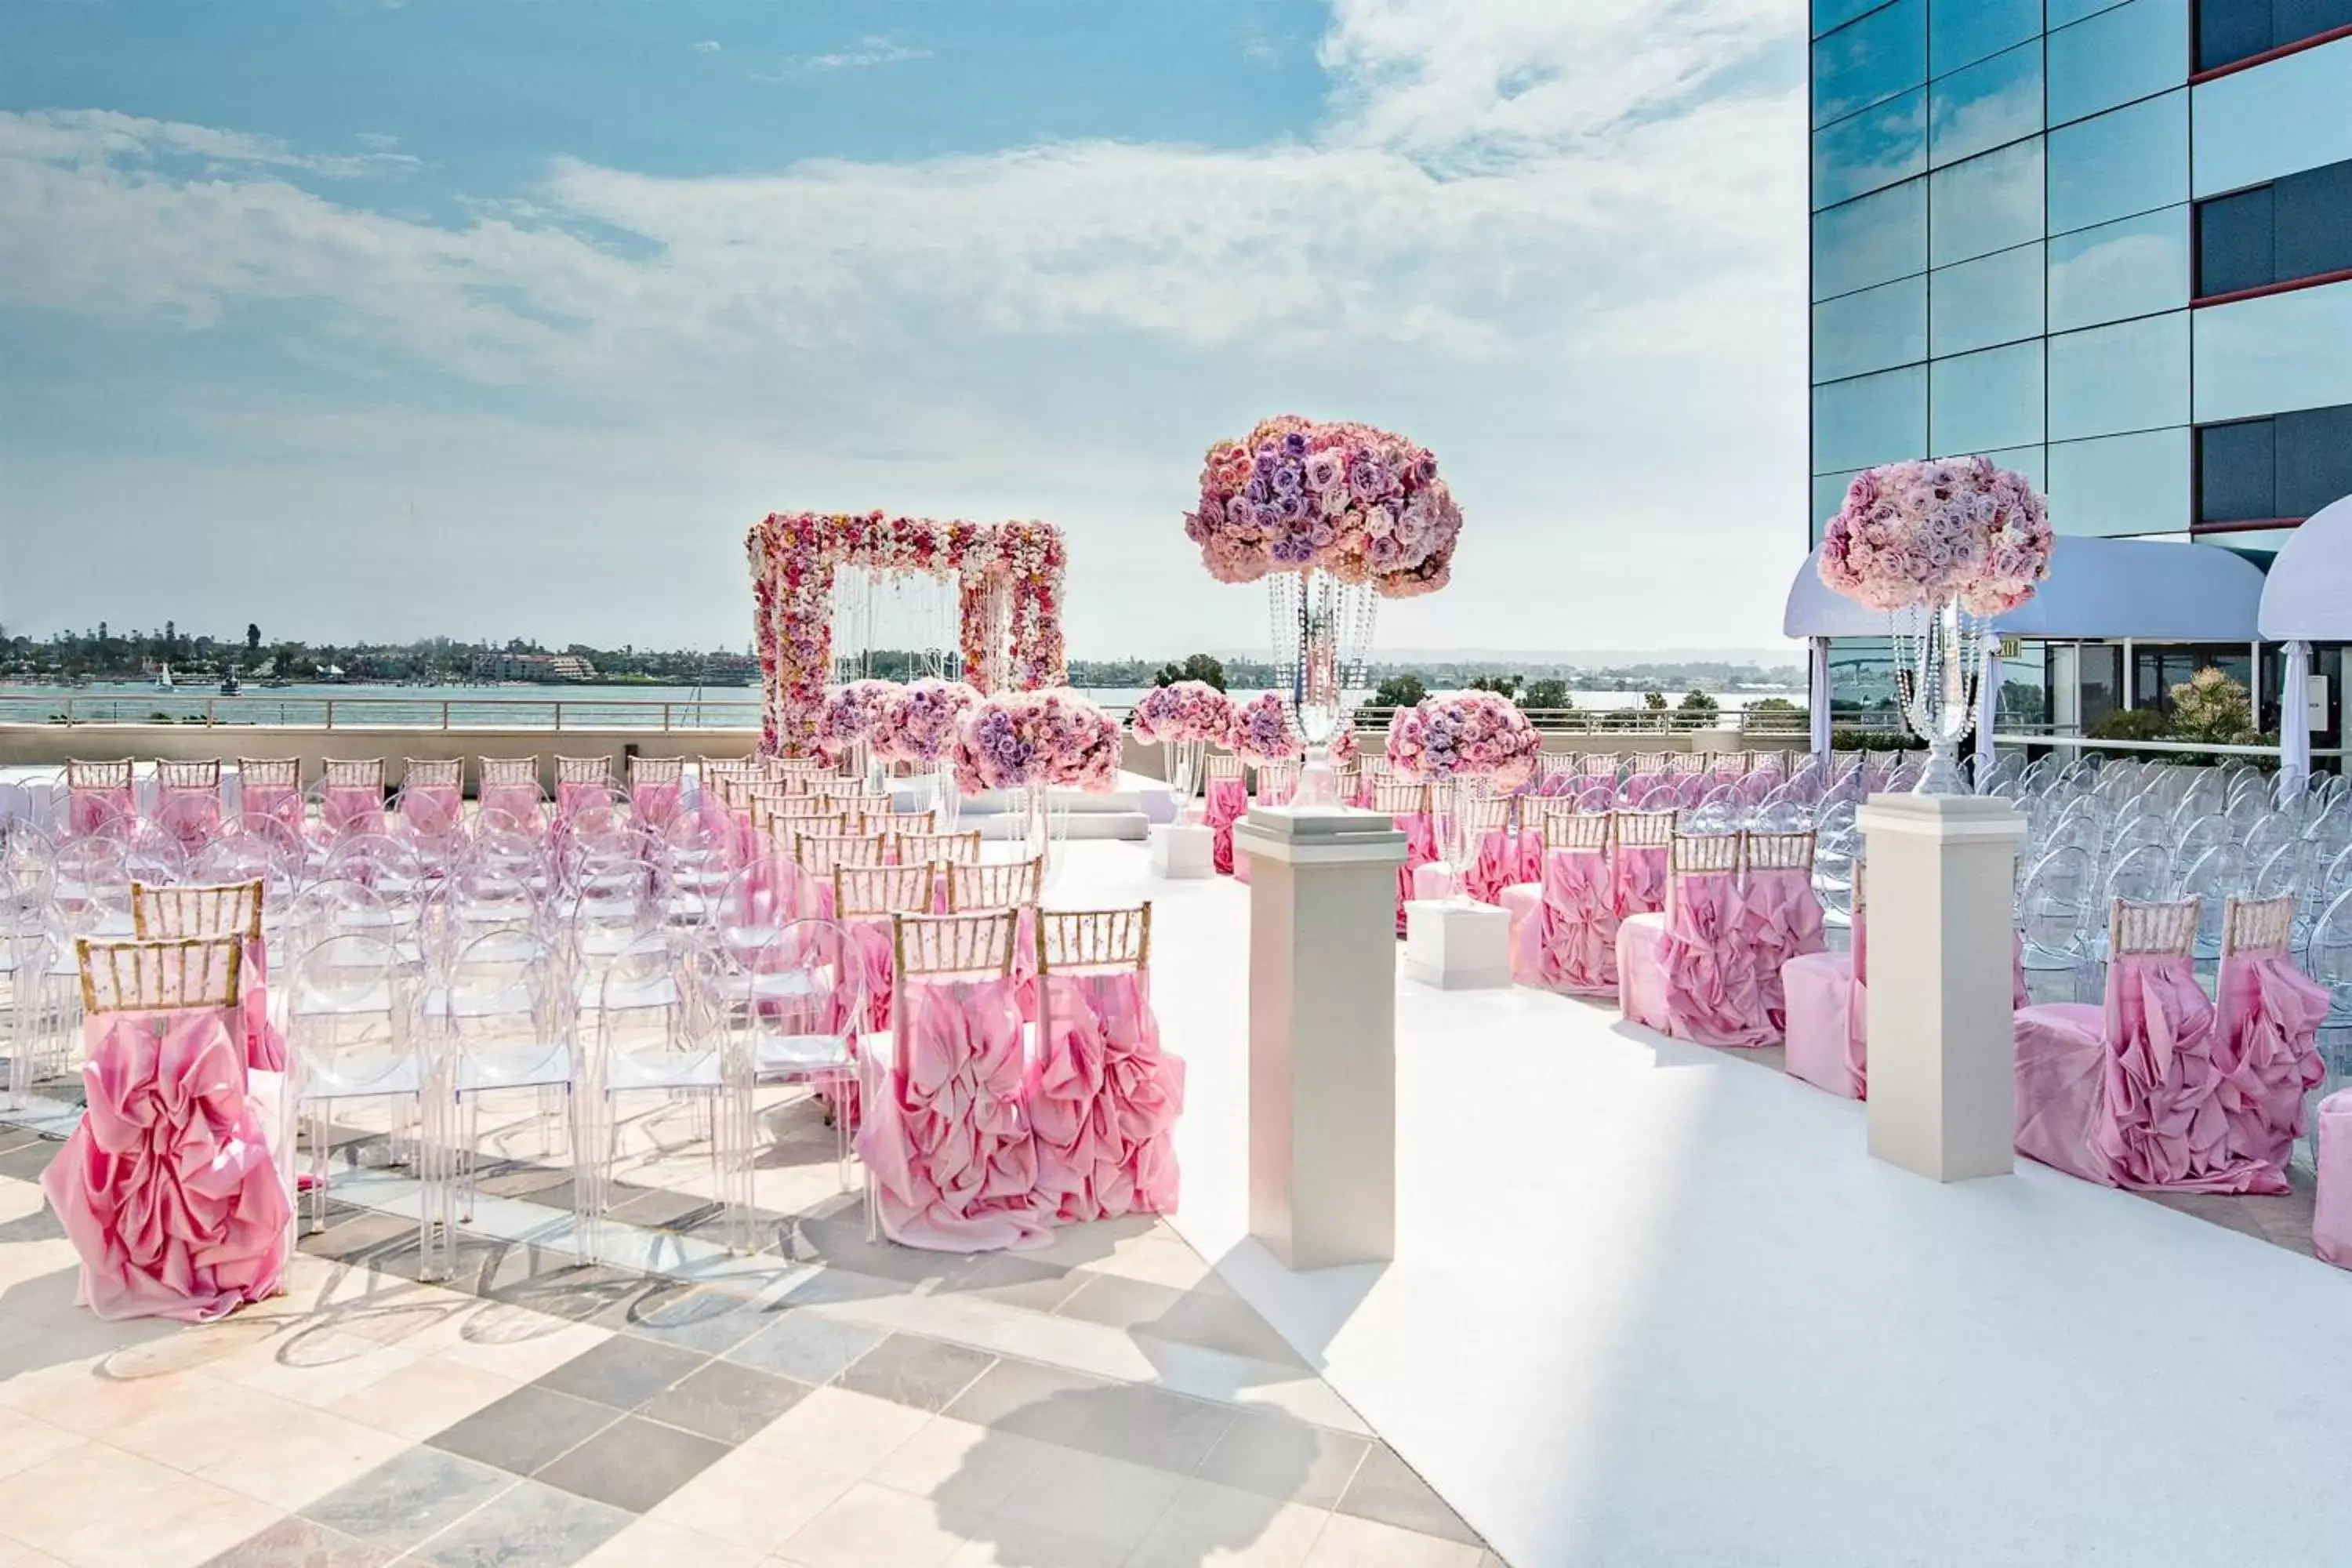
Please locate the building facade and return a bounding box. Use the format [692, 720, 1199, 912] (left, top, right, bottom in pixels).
[1809, 0, 2352, 743]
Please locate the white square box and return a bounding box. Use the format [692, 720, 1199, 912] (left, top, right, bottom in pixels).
[1149, 821, 1217, 880]
[1403, 898, 1512, 989]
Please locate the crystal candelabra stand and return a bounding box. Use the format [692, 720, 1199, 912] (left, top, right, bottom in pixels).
[1163, 739, 1207, 825]
[1269, 568, 1377, 807]
[1889, 597, 1985, 797]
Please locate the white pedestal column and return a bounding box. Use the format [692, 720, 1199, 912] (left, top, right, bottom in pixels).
[1149, 822, 1215, 879]
[1857, 793, 2028, 1182]
[1236, 805, 1409, 1270]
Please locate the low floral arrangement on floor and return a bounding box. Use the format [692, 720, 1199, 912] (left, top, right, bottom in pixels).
[953, 690, 1123, 795]
[816, 679, 900, 757]
[872, 677, 981, 764]
[1385, 690, 1541, 789]
[1328, 718, 1359, 768]
[1229, 692, 1304, 764]
[1129, 681, 1235, 746]
[1184, 416, 1461, 597]
[1817, 456, 2053, 614]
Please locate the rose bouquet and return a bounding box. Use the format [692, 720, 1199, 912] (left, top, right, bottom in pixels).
[1385, 690, 1541, 791]
[816, 679, 900, 758]
[1129, 681, 1235, 746]
[1184, 416, 1462, 598]
[952, 689, 1122, 796]
[1328, 718, 1359, 768]
[1818, 456, 2053, 615]
[1229, 692, 1304, 764]
[872, 677, 981, 764]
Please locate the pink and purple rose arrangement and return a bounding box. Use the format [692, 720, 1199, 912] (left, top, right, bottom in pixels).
[1129, 681, 1235, 746]
[1228, 692, 1303, 764]
[1817, 456, 2053, 615]
[815, 679, 900, 757]
[871, 677, 981, 764]
[1183, 417, 1461, 598]
[952, 689, 1123, 796]
[1385, 691, 1540, 789]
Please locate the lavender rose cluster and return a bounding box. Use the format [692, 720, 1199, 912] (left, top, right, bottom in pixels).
[1385, 691, 1540, 789]
[1184, 416, 1461, 597]
[950, 689, 1122, 796]
[1818, 456, 2054, 615]
[871, 677, 982, 764]
[815, 679, 899, 758]
[1227, 693, 1303, 764]
[1128, 681, 1236, 746]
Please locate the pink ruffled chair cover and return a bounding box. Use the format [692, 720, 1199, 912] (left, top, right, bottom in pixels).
[554, 780, 604, 822]
[1468, 826, 1541, 906]
[1205, 777, 1250, 876]
[1393, 810, 1439, 936]
[1511, 849, 1618, 995]
[1736, 866, 1825, 1033]
[856, 975, 1049, 1251]
[1027, 971, 1185, 1224]
[400, 783, 463, 837]
[2314, 1091, 2352, 1270]
[631, 779, 683, 830]
[2212, 949, 2328, 1182]
[1613, 844, 1668, 920]
[241, 937, 285, 1073]
[479, 781, 542, 827]
[241, 782, 303, 832]
[321, 783, 383, 837]
[2014, 952, 2281, 1192]
[1653, 872, 1775, 1047]
[70, 785, 136, 835]
[41, 1007, 289, 1322]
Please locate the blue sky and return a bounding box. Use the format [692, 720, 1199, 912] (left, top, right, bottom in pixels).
[0, 0, 1808, 656]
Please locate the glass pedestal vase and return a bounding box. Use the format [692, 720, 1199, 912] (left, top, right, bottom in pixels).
[934, 760, 960, 833]
[1020, 782, 1059, 887]
[1164, 739, 1206, 826]
[1439, 775, 1489, 906]
[1890, 599, 1985, 797]
[1269, 569, 1377, 809]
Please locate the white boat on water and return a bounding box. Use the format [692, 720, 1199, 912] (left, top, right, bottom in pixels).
[154, 662, 172, 690]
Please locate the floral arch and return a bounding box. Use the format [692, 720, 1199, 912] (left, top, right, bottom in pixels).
[746, 511, 1068, 754]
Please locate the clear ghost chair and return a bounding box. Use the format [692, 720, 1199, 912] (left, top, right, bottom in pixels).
[197, 832, 300, 923]
[426, 869, 543, 975]
[439, 928, 587, 1250]
[2018, 844, 2096, 998]
[286, 933, 443, 1260]
[282, 876, 397, 961]
[324, 833, 428, 904]
[2169, 815, 2230, 890]
[53, 835, 132, 939]
[656, 808, 742, 926]
[2179, 843, 2249, 958]
[587, 932, 753, 1257]
[1, 909, 58, 1109]
[2307, 888, 2352, 1098]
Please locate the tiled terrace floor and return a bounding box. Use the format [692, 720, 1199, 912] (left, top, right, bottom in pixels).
[0, 1109, 1501, 1568]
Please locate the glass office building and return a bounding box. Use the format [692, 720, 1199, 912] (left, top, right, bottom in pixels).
[1809, 0, 2352, 740]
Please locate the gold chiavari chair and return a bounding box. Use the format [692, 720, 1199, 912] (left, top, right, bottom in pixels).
[834, 863, 938, 920]
[131, 880, 263, 941]
[1579, 753, 1622, 777]
[77, 935, 243, 1016]
[402, 758, 463, 790]
[1205, 753, 1243, 784]
[626, 754, 684, 788]
[892, 910, 1019, 981]
[556, 755, 615, 789]
[1370, 777, 1431, 818]
[1611, 809, 1675, 849]
[1628, 752, 1671, 777]
[1034, 905, 1152, 976]
[1742, 829, 1816, 878]
[1666, 753, 1710, 777]
[2221, 892, 2296, 957]
[1254, 760, 1301, 801]
[943, 858, 1043, 913]
[1542, 806, 1610, 852]
[155, 758, 221, 793]
[794, 832, 892, 880]
[237, 757, 302, 793]
[893, 829, 983, 866]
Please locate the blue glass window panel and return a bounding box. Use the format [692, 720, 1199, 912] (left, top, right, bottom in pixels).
[2193, 34, 2352, 196]
[1815, 0, 1895, 39]
[1814, 88, 1927, 208]
[2198, 187, 2274, 296]
[2048, 0, 2131, 24]
[1815, 277, 1928, 381]
[2193, 280, 2352, 422]
[2047, 311, 2190, 438]
[1814, 0, 1926, 128]
[2047, 429, 2191, 535]
[2048, 205, 2190, 330]
[2198, 419, 2275, 522]
[1813, 180, 1928, 300]
[2047, 0, 2188, 129]
[2277, 403, 2352, 518]
[1926, 138, 2044, 265]
[2275, 160, 2352, 285]
[1930, 340, 2045, 455]
[1930, 243, 2045, 355]
[1813, 365, 1927, 471]
[1930, 0, 2042, 74]
[2047, 91, 2187, 234]
[1929, 41, 2042, 168]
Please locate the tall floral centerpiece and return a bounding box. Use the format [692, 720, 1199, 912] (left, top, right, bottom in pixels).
[1818, 456, 2053, 795]
[818, 678, 899, 786]
[1387, 691, 1541, 902]
[1229, 692, 1304, 766]
[1130, 681, 1234, 823]
[1186, 416, 1462, 806]
[873, 677, 980, 829]
[952, 689, 1120, 880]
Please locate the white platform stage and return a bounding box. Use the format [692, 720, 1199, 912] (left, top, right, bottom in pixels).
[1054, 841, 2352, 1568]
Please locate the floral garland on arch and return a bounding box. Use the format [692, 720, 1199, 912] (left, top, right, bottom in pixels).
[1184, 416, 1461, 598]
[1129, 681, 1235, 746]
[1385, 690, 1541, 791]
[746, 511, 1068, 755]
[871, 678, 981, 765]
[1229, 692, 1304, 764]
[952, 689, 1122, 796]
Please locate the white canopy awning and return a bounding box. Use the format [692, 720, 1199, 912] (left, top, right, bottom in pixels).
[1783, 535, 2267, 641]
[2257, 495, 2352, 641]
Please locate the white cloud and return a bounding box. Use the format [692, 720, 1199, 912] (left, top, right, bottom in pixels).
[0, 1, 1809, 654]
[692, 39, 721, 53]
[755, 34, 931, 81]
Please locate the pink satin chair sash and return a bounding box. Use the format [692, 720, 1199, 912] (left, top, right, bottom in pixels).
[41, 1007, 289, 1321]
[554, 780, 604, 822]
[1027, 971, 1185, 1224]
[1515, 848, 1618, 995]
[69, 784, 136, 834]
[1613, 844, 1668, 918]
[1204, 777, 1250, 876]
[241, 935, 285, 1073]
[1657, 872, 1774, 1047]
[1394, 811, 1439, 936]
[241, 782, 302, 831]
[631, 779, 683, 830]
[1735, 866, 1826, 1031]
[321, 783, 383, 837]
[401, 783, 463, 837]
[2090, 952, 2271, 1192]
[156, 785, 222, 848]
[855, 975, 1048, 1251]
[479, 781, 542, 827]
[2212, 951, 2329, 1185]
